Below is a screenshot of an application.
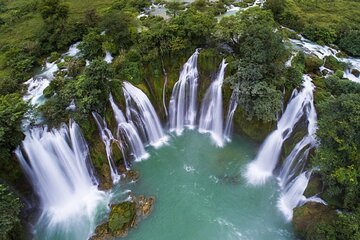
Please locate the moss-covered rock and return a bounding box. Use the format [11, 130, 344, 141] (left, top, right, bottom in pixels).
[293, 202, 336, 239]
[304, 55, 323, 74]
[48, 52, 61, 63]
[89, 196, 155, 240]
[108, 201, 136, 237]
[324, 55, 347, 72]
[303, 173, 323, 198]
[233, 107, 275, 142]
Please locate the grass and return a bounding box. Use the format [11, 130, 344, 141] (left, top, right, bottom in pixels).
[285, 0, 360, 29]
[0, 0, 114, 79]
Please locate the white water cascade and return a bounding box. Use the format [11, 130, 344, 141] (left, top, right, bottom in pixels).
[169, 49, 199, 135]
[276, 75, 322, 220]
[277, 171, 311, 221]
[92, 112, 122, 182]
[244, 75, 316, 185]
[109, 95, 149, 161]
[123, 81, 167, 148]
[289, 35, 360, 83]
[15, 121, 107, 239]
[224, 89, 239, 142]
[199, 59, 227, 147]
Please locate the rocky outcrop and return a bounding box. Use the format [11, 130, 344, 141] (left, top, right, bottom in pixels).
[89, 195, 155, 240]
[293, 202, 336, 239]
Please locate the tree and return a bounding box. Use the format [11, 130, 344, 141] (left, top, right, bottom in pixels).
[100, 10, 138, 51]
[38, 0, 70, 52]
[78, 31, 104, 60]
[76, 58, 113, 114]
[0, 94, 27, 182]
[165, 1, 185, 17]
[339, 30, 360, 57]
[0, 184, 22, 240]
[314, 93, 360, 210]
[217, 8, 288, 121]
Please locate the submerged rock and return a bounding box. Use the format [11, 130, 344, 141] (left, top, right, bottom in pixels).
[123, 170, 140, 183]
[134, 195, 155, 217]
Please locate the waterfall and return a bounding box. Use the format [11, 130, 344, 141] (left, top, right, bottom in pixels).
[275, 75, 323, 220]
[123, 81, 167, 148]
[277, 171, 310, 221]
[15, 121, 107, 239]
[109, 95, 149, 161]
[92, 112, 122, 181]
[199, 59, 227, 147]
[224, 89, 239, 142]
[244, 75, 316, 185]
[169, 49, 199, 135]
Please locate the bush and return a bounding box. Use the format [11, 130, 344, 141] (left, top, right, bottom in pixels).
[304, 55, 323, 73]
[339, 30, 360, 57]
[303, 25, 337, 45]
[78, 31, 104, 60]
[0, 184, 22, 240]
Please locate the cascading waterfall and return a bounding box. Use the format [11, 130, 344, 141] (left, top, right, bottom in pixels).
[123, 81, 167, 148]
[169, 49, 199, 135]
[276, 75, 321, 220]
[277, 171, 311, 221]
[244, 75, 316, 185]
[92, 112, 122, 181]
[15, 121, 107, 239]
[224, 89, 239, 142]
[199, 59, 227, 147]
[109, 95, 149, 161]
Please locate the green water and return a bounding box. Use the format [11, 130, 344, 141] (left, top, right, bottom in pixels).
[116, 131, 294, 240]
[33, 131, 294, 239]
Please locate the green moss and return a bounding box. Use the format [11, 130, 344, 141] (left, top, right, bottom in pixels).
[233, 107, 275, 142]
[304, 55, 323, 74]
[48, 52, 61, 63]
[312, 77, 331, 105]
[293, 202, 336, 240]
[324, 56, 347, 72]
[304, 174, 323, 198]
[108, 201, 136, 237]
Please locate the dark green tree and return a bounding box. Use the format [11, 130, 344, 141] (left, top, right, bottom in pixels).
[0, 184, 22, 240]
[78, 31, 104, 60]
[76, 58, 113, 114]
[38, 0, 70, 52]
[217, 8, 288, 121]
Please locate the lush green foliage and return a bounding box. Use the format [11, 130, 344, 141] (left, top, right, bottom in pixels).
[0, 184, 22, 240]
[78, 31, 104, 60]
[216, 8, 291, 121]
[278, 0, 360, 55]
[0, 94, 27, 163]
[314, 92, 360, 210]
[339, 30, 360, 57]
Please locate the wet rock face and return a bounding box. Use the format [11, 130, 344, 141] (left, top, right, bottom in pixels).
[352, 69, 360, 77]
[123, 170, 140, 183]
[134, 195, 155, 217]
[98, 164, 112, 191]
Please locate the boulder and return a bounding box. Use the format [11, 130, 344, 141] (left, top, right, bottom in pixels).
[351, 69, 360, 77]
[293, 202, 336, 239]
